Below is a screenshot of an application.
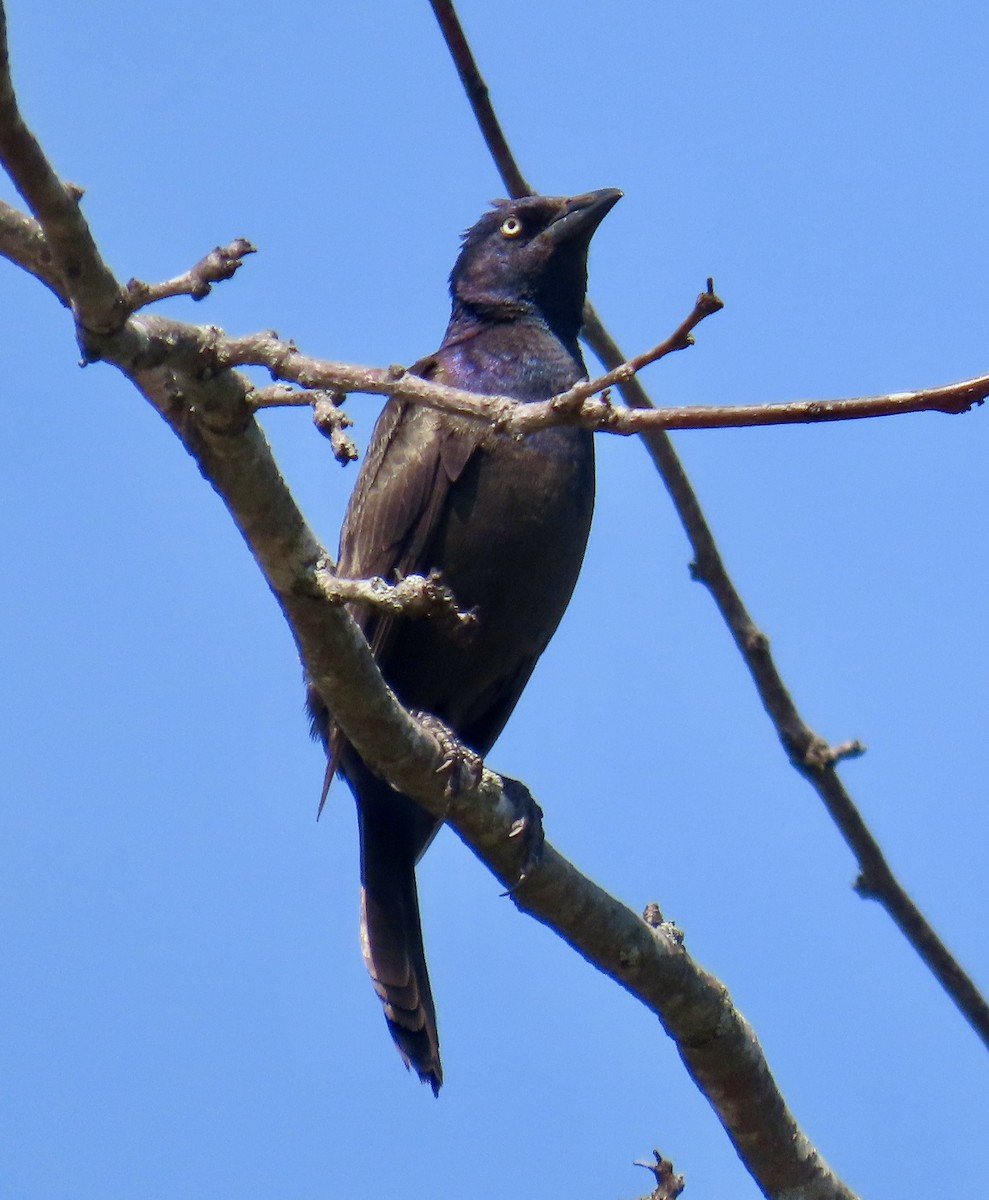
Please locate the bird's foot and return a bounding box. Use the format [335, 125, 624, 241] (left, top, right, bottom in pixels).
[411, 710, 484, 798]
[500, 776, 545, 888]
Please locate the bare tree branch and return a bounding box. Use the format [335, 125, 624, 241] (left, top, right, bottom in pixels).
[634, 1151, 686, 1200]
[124, 238, 256, 310]
[0, 16, 122, 335]
[0, 5, 863, 1195]
[586, 307, 989, 1057]
[0, 197, 65, 299]
[425, 0, 989, 1062]
[249, 385, 360, 463]
[4, 188, 980, 441]
[428, 0, 533, 198]
[218, 317, 989, 434]
[315, 566, 476, 631]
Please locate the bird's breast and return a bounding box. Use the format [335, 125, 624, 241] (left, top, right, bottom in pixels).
[441, 319, 586, 402]
[385, 420, 594, 745]
[377, 317, 596, 749]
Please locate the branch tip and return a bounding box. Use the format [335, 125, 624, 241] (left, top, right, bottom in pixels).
[829, 738, 867, 765]
[801, 737, 867, 771]
[634, 1151, 685, 1200]
[125, 238, 257, 312]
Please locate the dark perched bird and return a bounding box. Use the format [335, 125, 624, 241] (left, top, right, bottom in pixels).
[308, 189, 621, 1093]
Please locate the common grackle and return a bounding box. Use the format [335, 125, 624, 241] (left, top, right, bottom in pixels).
[309, 189, 621, 1093]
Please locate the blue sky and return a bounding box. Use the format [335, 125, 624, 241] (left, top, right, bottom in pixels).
[2, 3, 986, 1197]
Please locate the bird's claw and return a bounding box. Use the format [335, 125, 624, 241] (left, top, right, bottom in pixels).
[412, 710, 483, 797]
[500, 777, 545, 891]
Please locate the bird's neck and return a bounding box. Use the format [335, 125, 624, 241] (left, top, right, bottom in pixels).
[439, 306, 588, 400]
[446, 298, 581, 351]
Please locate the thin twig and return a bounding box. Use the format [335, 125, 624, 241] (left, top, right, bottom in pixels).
[313, 565, 476, 631]
[634, 1151, 686, 1200]
[560, 277, 723, 411]
[125, 239, 256, 310]
[248, 385, 359, 464]
[219, 322, 989, 433]
[428, 0, 532, 198]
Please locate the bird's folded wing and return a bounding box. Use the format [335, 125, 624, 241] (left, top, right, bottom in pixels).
[325, 358, 484, 782]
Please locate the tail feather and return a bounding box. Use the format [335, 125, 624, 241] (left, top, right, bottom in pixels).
[356, 771, 443, 1094]
[360, 875, 442, 1093]
[311, 685, 443, 1091]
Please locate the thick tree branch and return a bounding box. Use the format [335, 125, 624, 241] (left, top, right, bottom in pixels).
[5, 270, 859, 1200]
[0, 197, 65, 299]
[0, 14, 122, 335]
[426, 0, 989, 1069]
[36, 322, 869, 1200]
[0, 8, 861, 1195]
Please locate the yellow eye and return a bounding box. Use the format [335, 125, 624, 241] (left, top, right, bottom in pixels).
[500, 215, 523, 238]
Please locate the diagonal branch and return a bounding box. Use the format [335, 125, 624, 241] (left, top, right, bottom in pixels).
[583, 286, 989, 1059]
[428, 0, 533, 198]
[0, 6, 858, 1196]
[427, 0, 989, 1087]
[0, 197, 65, 299]
[0, 13, 122, 334]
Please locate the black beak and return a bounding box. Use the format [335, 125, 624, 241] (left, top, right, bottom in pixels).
[547, 188, 623, 245]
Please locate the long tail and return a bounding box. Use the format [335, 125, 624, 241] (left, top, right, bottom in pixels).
[355, 769, 443, 1094]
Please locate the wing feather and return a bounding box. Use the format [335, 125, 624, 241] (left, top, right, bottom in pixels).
[320, 357, 484, 791]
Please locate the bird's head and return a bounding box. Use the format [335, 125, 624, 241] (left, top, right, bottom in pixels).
[449, 189, 622, 341]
